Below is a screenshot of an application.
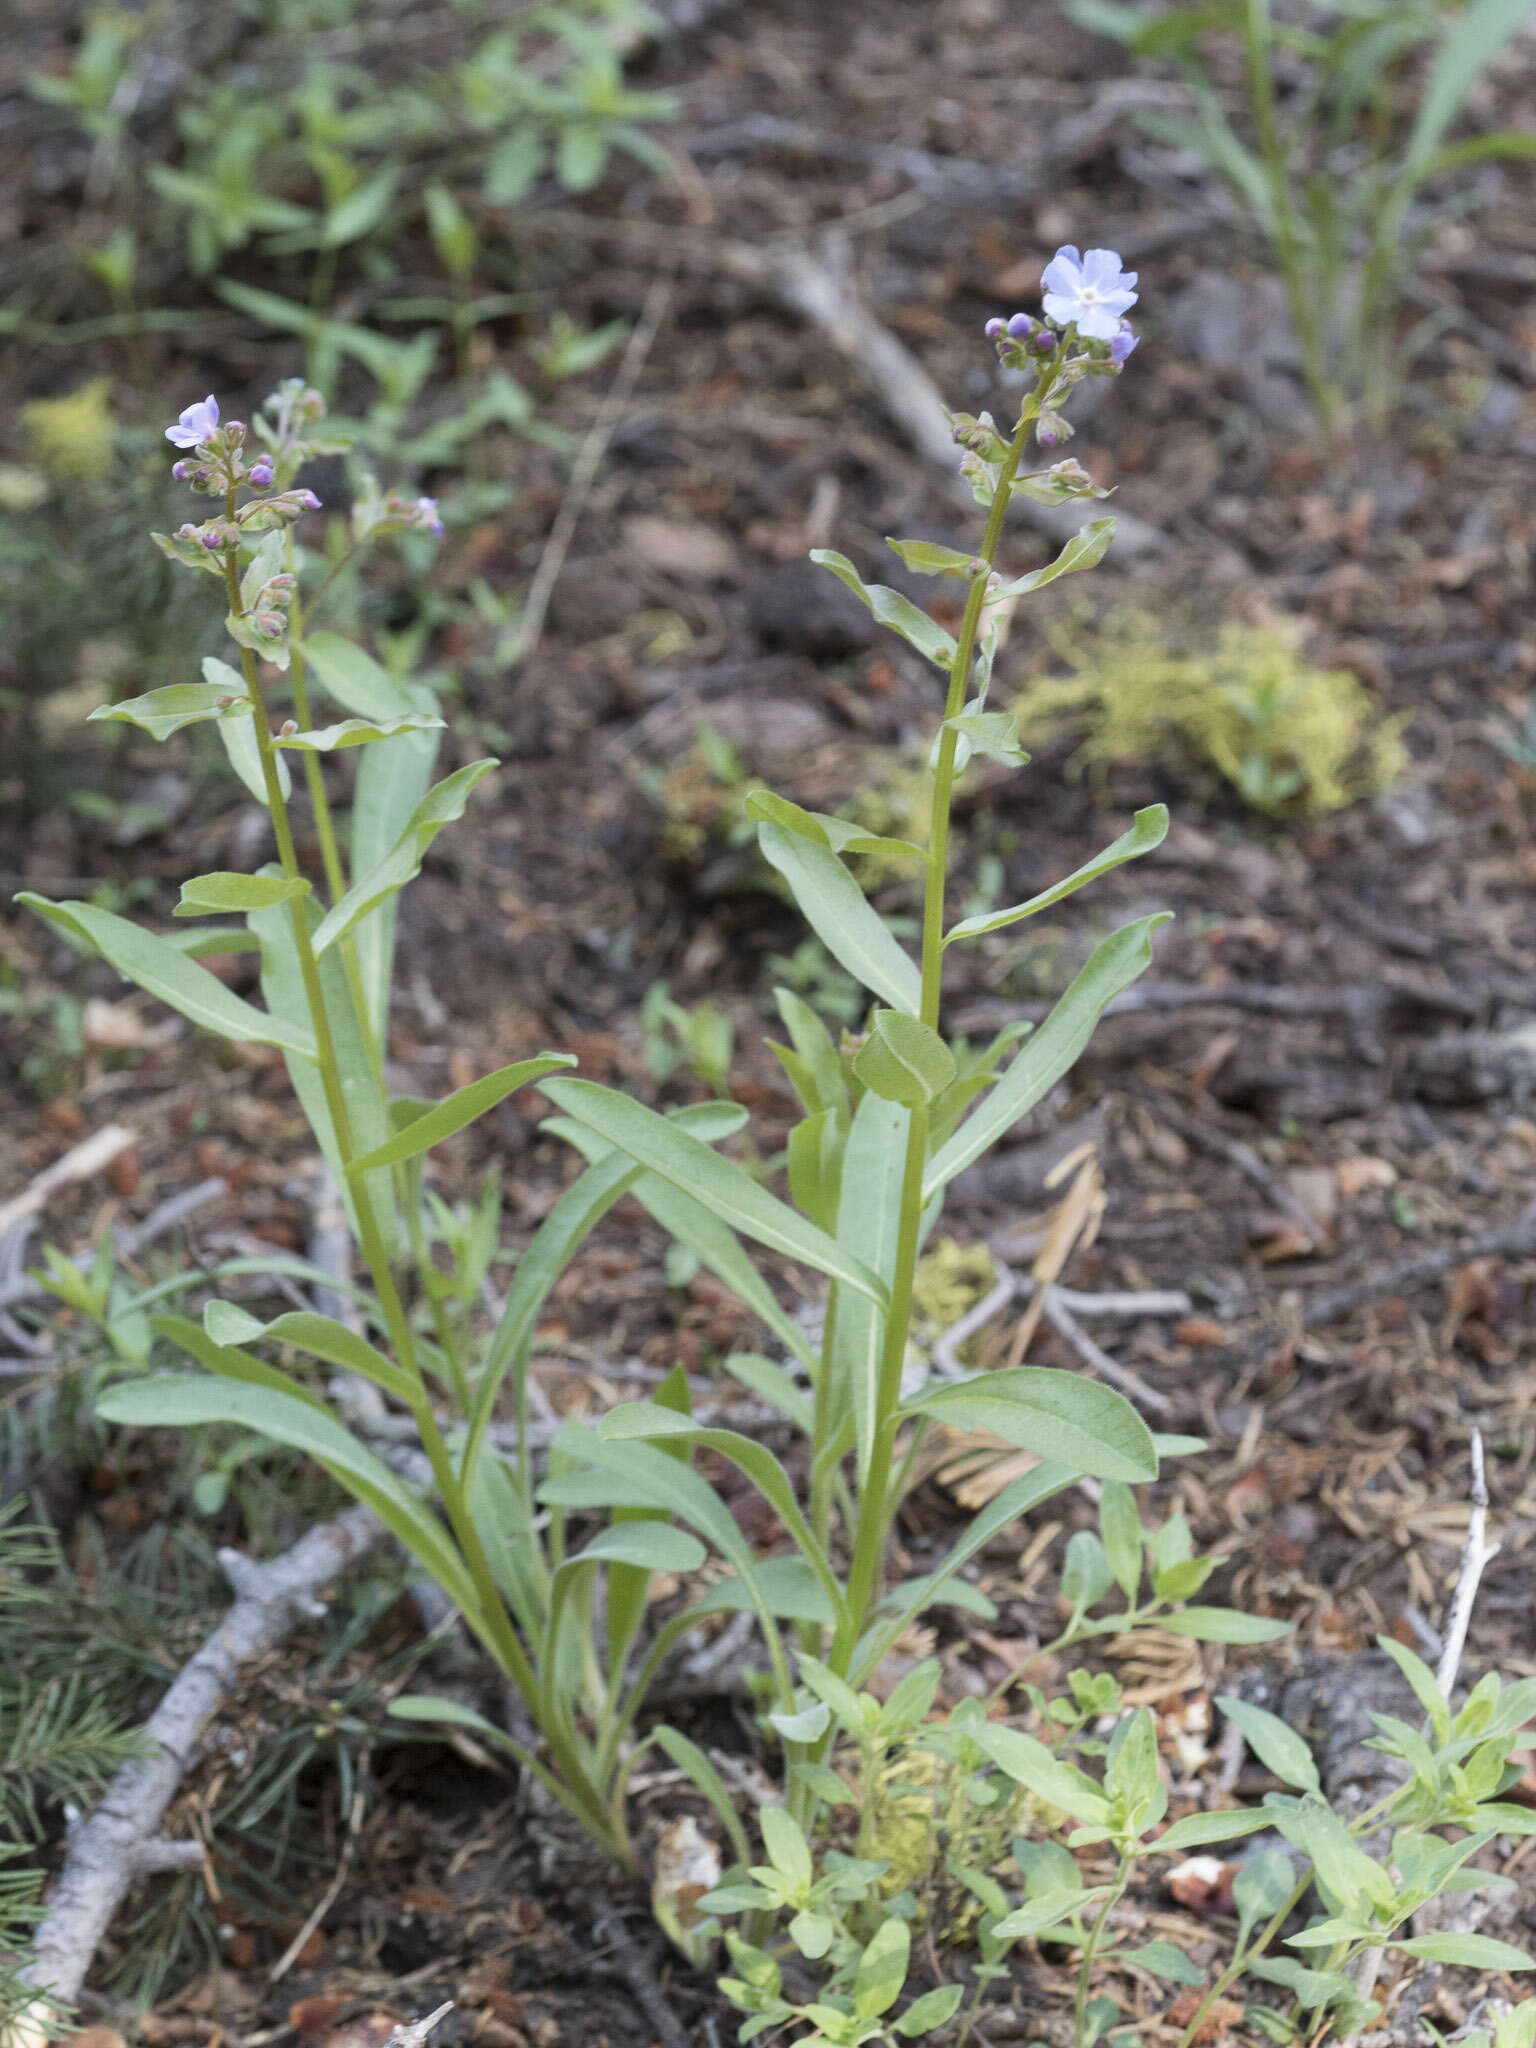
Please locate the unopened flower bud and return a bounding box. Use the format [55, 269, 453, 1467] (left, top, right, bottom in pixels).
[967, 557, 989, 579]
[171, 460, 192, 482]
[1036, 415, 1068, 446]
[1109, 319, 1139, 366]
[1034, 329, 1057, 354]
[296, 489, 321, 510]
[984, 317, 1006, 340]
[248, 457, 275, 486]
[1006, 312, 1034, 340]
[224, 420, 245, 446]
[279, 718, 298, 736]
[1049, 458, 1093, 490]
[202, 530, 224, 550]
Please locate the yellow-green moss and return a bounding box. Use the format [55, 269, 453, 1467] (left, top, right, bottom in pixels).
[22, 379, 118, 482]
[1011, 606, 1408, 816]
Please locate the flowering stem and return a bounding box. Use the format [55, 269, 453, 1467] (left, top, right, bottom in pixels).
[217, 542, 624, 1861]
[831, 410, 1035, 1672]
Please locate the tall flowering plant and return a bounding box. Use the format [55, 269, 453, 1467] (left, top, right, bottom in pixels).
[22, 253, 1169, 1904]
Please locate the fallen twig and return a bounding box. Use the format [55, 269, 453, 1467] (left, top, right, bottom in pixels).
[16, 1507, 378, 2028]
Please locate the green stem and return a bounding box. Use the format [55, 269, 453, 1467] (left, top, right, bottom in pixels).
[1075, 1856, 1132, 2048]
[831, 412, 1035, 1669]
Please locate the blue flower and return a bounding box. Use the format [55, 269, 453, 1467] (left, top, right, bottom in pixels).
[415, 496, 444, 536]
[1040, 247, 1138, 342]
[165, 395, 221, 450]
[1109, 320, 1139, 366]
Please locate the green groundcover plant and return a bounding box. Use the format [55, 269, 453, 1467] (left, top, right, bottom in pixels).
[19, 250, 1536, 2043]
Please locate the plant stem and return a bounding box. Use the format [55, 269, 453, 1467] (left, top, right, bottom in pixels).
[218, 536, 627, 1865]
[832, 413, 1034, 1668]
[1075, 1855, 1132, 2048]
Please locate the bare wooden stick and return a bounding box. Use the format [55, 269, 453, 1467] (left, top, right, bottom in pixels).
[15, 1507, 378, 2029]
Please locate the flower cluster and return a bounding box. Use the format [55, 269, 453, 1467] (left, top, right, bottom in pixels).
[985, 245, 1139, 390]
[350, 473, 445, 541]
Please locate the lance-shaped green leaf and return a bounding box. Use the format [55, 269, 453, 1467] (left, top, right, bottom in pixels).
[174, 872, 311, 918]
[595, 1407, 847, 1627]
[541, 1077, 888, 1307]
[16, 895, 316, 1060]
[787, 1108, 844, 1232]
[826, 1092, 908, 1484]
[312, 758, 498, 956]
[773, 989, 847, 1119]
[758, 822, 921, 1016]
[96, 1375, 482, 1621]
[153, 1311, 330, 1412]
[968, 1722, 1111, 1825]
[1217, 1695, 1321, 1794]
[204, 1304, 416, 1404]
[89, 682, 248, 741]
[1393, 1933, 1535, 1970]
[855, 1919, 909, 2020]
[1160, 1609, 1291, 1642]
[745, 789, 923, 864]
[348, 1055, 576, 1174]
[543, 1119, 819, 1374]
[853, 1009, 955, 1109]
[947, 806, 1169, 946]
[273, 714, 444, 752]
[250, 888, 398, 1255]
[300, 632, 422, 720]
[901, 1367, 1157, 1483]
[810, 549, 957, 669]
[990, 516, 1116, 599]
[924, 914, 1170, 1198]
[1150, 1809, 1275, 1853]
[992, 1888, 1114, 1942]
[885, 538, 980, 579]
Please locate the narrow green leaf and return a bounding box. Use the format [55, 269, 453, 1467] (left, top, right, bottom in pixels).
[946, 807, 1169, 946]
[968, 1723, 1111, 1824]
[925, 915, 1170, 1198]
[1394, 1933, 1535, 1970]
[855, 1918, 910, 2018]
[90, 682, 246, 740]
[760, 1804, 813, 1891]
[301, 633, 422, 720]
[312, 758, 498, 956]
[1121, 1941, 1204, 1984]
[853, 1009, 956, 1108]
[541, 1077, 888, 1307]
[652, 1725, 753, 1865]
[758, 821, 921, 1016]
[992, 1888, 1110, 1941]
[219, 1307, 416, 1404]
[96, 1375, 480, 1618]
[1403, 0, 1536, 177]
[174, 872, 310, 918]
[810, 549, 957, 669]
[745, 789, 923, 863]
[1217, 1696, 1321, 1793]
[569, 1522, 706, 1573]
[901, 1367, 1157, 1483]
[1100, 1481, 1143, 1601]
[828, 1091, 907, 1485]
[1151, 1809, 1273, 1852]
[1162, 1610, 1293, 1643]
[17, 895, 316, 1060]
[885, 538, 979, 579]
[990, 517, 1116, 599]
[348, 1055, 575, 1173]
[272, 714, 444, 752]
